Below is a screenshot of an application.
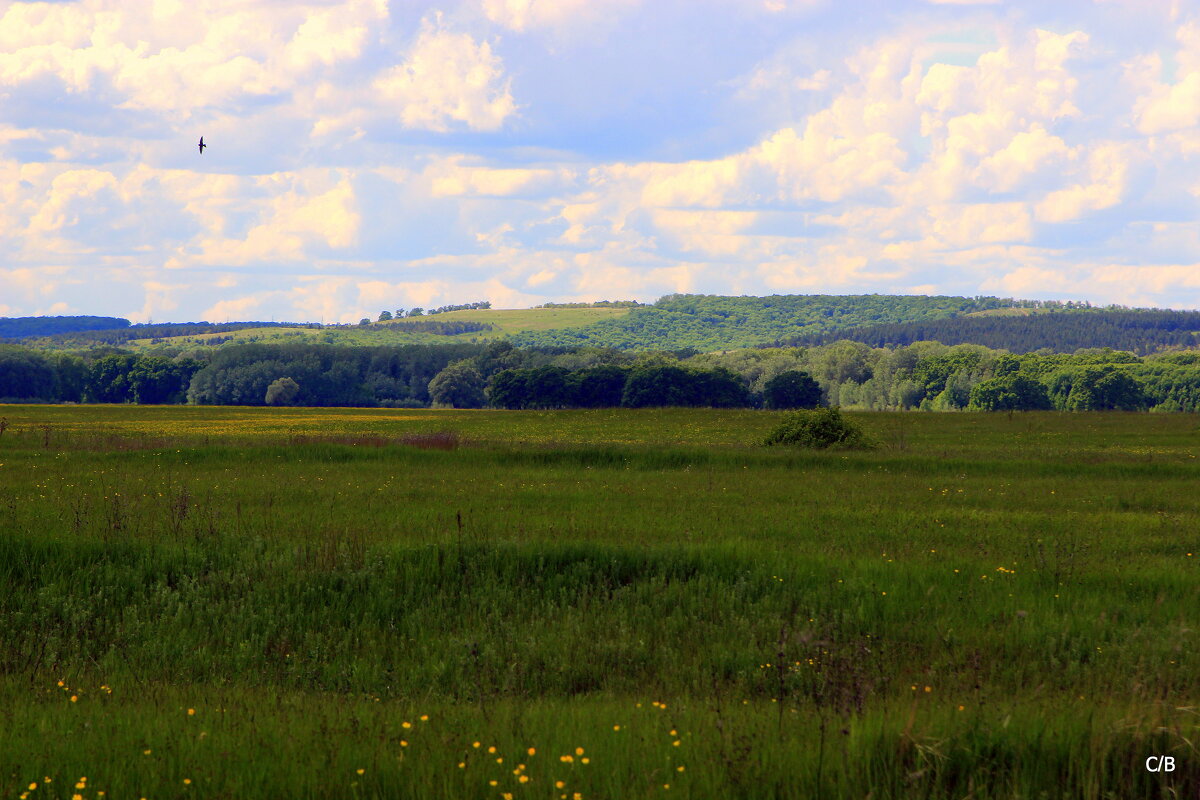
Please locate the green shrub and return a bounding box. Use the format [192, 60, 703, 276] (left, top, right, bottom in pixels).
[762, 406, 874, 449]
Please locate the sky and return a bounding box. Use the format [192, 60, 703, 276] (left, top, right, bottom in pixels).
[2, 0, 1200, 322]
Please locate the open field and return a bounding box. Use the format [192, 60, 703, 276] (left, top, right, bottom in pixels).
[0, 406, 1198, 798]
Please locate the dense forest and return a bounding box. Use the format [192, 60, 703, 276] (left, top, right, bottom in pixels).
[798, 309, 1200, 354]
[510, 294, 1021, 351]
[0, 315, 130, 339]
[6, 337, 1200, 411]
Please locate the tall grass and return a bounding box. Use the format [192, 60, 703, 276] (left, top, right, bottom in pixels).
[0, 405, 1197, 797]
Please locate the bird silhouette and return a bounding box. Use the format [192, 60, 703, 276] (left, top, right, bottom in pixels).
[198, 137, 206, 154]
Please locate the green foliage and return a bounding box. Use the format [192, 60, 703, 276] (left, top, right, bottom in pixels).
[799, 309, 1200, 355]
[428, 360, 486, 408]
[969, 374, 1053, 411]
[511, 294, 1014, 351]
[762, 406, 873, 449]
[1060, 366, 1150, 411]
[0, 346, 68, 401]
[0, 315, 129, 339]
[621, 364, 752, 408]
[188, 342, 484, 407]
[264, 376, 300, 406]
[761, 370, 822, 409]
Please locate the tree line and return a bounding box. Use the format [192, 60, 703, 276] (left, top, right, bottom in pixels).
[5, 338, 1200, 411]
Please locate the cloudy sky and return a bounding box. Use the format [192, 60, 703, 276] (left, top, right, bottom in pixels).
[2, 0, 1199, 322]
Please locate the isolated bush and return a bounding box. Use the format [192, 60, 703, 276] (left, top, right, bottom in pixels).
[763, 406, 873, 449]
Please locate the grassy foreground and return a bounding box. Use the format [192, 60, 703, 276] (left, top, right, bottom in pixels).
[0, 406, 1197, 799]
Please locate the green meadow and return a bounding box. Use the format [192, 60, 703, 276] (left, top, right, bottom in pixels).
[0, 406, 1197, 799]
[116, 307, 635, 351]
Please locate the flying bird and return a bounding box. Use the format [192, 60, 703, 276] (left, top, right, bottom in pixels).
[198, 137, 206, 154]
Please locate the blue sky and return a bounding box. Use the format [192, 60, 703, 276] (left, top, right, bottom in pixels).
[2, 0, 1200, 321]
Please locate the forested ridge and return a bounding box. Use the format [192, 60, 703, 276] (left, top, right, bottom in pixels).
[0, 315, 131, 339]
[510, 294, 1017, 351]
[797, 309, 1200, 354]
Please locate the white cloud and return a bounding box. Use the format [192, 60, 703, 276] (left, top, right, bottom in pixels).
[374, 16, 516, 131]
[426, 156, 575, 197]
[2, 1, 1200, 317]
[481, 0, 640, 32]
[1034, 143, 1132, 222]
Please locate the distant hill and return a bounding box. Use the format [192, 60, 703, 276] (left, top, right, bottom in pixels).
[0, 315, 130, 339]
[18, 321, 317, 349]
[13, 296, 1199, 357]
[508, 294, 1021, 351]
[795, 309, 1200, 355]
[16, 307, 637, 352]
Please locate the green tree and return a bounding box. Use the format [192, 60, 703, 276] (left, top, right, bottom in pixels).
[762, 370, 822, 409]
[378, 311, 393, 322]
[968, 374, 1053, 411]
[487, 369, 531, 409]
[428, 360, 485, 408]
[1064, 367, 1148, 411]
[265, 377, 301, 406]
[85, 354, 138, 403]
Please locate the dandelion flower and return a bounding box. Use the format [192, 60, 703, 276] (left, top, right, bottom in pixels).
[70, 695, 78, 702]
[555, 781, 565, 789]
[473, 741, 481, 748]
[581, 757, 589, 764]
[183, 778, 191, 785]
[400, 740, 408, 747]
[527, 747, 536, 756]
[187, 708, 195, 716]
[612, 725, 621, 731]
[575, 747, 584, 756]
[677, 766, 685, 772]
[419, 714, 429, 721]
[402, 721, 412, 729]
[356, 769, 364, 775]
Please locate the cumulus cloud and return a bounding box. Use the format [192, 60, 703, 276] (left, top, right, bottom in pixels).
[374, 15, 516, 132]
